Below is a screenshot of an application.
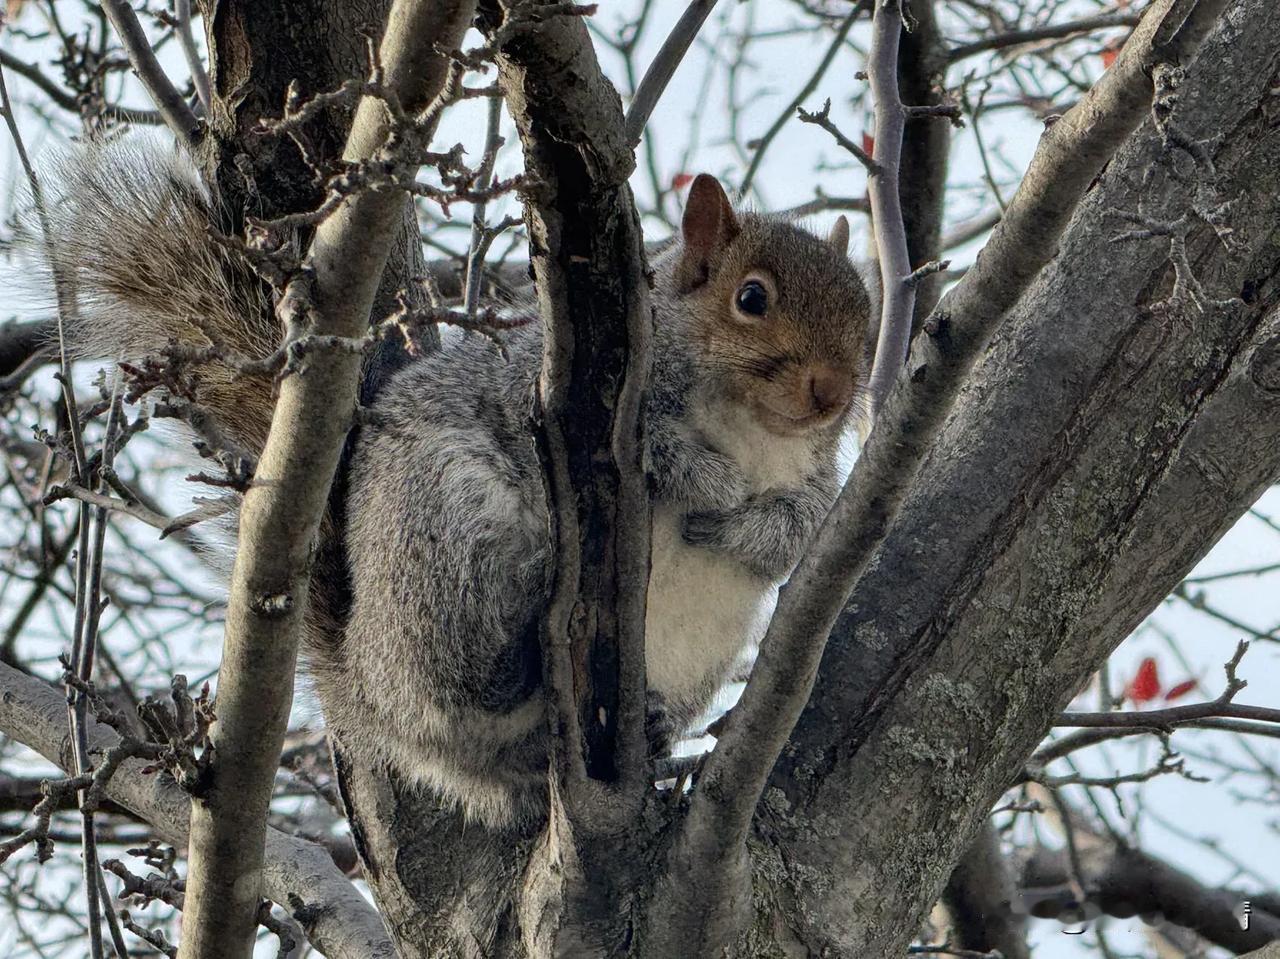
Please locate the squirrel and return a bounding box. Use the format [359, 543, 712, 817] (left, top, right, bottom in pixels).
[28, 133, 874, 827]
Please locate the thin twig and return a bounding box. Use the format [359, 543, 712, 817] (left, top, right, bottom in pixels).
[174, 0, 212, 113]
[463, 94, 504, 318]
[738, 0, 869, 197]
[0, 50, 110, 957]
[948, 12, 1143, 63]
[797, 97, 878, 172]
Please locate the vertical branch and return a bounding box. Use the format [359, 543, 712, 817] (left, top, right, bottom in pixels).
[489, 4, 652, 814]
[865, 0, 914, 415]
[0, 54, 119, 959]
[896, 0, 951, 326]
[463, 94, 504, 318]
[656, 0, 1231, 951]
[99, 0, 201, 146]
[175, 3, 475, 957]
[66, 385, 124, 959]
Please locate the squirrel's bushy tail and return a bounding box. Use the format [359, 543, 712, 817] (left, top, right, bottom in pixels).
[34, 131, 277, 456]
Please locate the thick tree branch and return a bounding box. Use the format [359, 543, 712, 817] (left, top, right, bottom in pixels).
[0, 661, 393, 959]
[762, 2, 1277, 951]
[491, 2, 652, 811]
[175, 3, 475, 957]
[692, 0, 1225, 883]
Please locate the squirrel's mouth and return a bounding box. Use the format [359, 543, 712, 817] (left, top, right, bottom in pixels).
[755, 400, 849, 436]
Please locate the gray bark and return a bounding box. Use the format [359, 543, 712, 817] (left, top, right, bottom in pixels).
[177, 3, 472, 956]
[761, 2, 1280, 953]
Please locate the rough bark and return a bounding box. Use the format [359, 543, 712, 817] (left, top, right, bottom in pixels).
[333, 6, 657, 957]
[10, 2, 1275, 956]
[896, 0, 950, 327]
[761, 2, 1280, 954]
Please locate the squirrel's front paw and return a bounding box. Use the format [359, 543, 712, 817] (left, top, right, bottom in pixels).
[685, 453, 748, 512]
[646, 694, 676, 759]
[681, 508, 731, 549]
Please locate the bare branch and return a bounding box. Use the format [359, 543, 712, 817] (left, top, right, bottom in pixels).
[0, 660, 393, 959]
[863, 0, 922, 415]
[173, 0, 212, 113]
[739, 0, 869, 197]
[670, 0, 1232, 924]
[174, 3, 476, 956]
[99, 0, 201, 146]
[948, 12, 1143, 64]
[624, 0, 718, 147]
[797, 98, 878, 172]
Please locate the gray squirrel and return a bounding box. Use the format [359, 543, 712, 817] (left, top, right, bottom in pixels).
[33, 134, 874, 826]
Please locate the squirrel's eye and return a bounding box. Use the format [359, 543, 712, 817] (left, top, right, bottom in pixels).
[735, 281, 768, 317]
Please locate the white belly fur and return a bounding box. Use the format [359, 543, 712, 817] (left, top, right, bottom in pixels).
[644, 399, 816, 717]
[645, 504, 775, 713]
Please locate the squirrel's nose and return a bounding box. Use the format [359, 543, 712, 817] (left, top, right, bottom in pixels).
[807, 364, 853, 414]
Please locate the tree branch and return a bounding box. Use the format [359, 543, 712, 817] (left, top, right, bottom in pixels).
[489, 1, 652, 815]
[758, 0, 1275, 949]
[174, 0, 212, 114]
[0, 661, 393, 959]
[738, 0, 869, 198]
[863, 0, 920, 414]
[698, 0, 1227, 871]
[100, 0, 201, 146]
[896, 0, 951, 327]
[624, 0, 718, 147]
[948, 12, 1144, 64]
[175, 3, 475, 956]
[1021, 825, 1280, 953]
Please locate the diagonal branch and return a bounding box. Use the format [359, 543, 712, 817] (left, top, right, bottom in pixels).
[762, 0, 1278, 947]
[100, 0, 201, 146]
[624, 0, 718, 147]
[668, 0, 1231, 925]
[0, 661, 392, 958]
[174, 3, 476, 957]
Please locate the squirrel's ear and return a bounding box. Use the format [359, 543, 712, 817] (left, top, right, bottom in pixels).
[675, 174, 740, 293]
[829, 215, 850, 256]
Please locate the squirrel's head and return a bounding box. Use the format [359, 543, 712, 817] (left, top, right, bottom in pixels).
[668, 175, 873, 437]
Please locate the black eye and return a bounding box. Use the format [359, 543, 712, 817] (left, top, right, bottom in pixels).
[735, 280, 768, 317]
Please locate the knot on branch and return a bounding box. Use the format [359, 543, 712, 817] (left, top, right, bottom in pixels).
[1248, 334, 1280, 395]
